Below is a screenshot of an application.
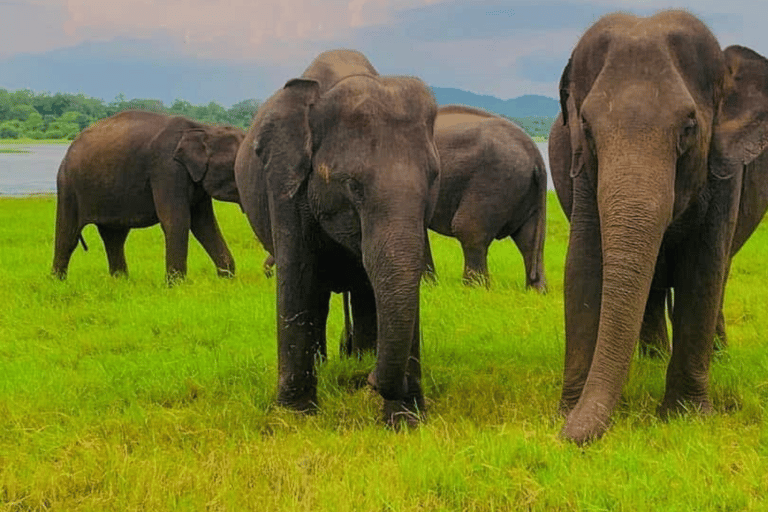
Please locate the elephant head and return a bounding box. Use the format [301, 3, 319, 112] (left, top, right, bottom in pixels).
[174, 125, 245, 204]
[236, 49, 439, 418]
[557, 11, 768, 443]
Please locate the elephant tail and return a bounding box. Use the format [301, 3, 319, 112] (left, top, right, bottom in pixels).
[530, 154, 548, 287]
[78, 234, 88, 252]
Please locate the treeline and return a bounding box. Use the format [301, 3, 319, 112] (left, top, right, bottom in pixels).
[0, 87, 553, 141]
[0, 88, 260, 140]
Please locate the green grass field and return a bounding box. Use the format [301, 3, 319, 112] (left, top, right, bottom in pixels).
[1, 194, 767, 510]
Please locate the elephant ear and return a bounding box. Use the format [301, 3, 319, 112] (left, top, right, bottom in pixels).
[711, 45, 768, 178]
[174, 129, 210, 183]
[255, 78, 320, 199]
[558, 57, 591, 179]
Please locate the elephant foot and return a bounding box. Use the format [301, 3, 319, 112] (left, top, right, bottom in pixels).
[559, 398, 612, 445]
[657, 393, 712, 419]
[462, 270, 490, 288]
[383, 398, 425, 429]
[277, 378, 319, 413]
[526, 278, 548, 294]
[369, 372, 425, 428]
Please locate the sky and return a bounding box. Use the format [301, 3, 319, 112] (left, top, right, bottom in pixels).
[1, 0, 767, 106]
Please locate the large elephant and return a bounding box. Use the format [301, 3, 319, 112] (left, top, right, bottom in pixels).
[554, 11, 768, 444]
[52, 110, 244, 281]
[551, 113, 768, 355]
[234, 49, 440, 425]
[427, 105, 547, 290]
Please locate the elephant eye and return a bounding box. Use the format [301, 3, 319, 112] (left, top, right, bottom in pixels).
[678, 115, 698, 154]
[682, 116, 697, 137]
[346, 178, 364, 203]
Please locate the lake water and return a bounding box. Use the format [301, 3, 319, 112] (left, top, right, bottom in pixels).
[0, 142, 553, 195]
[0, 144, 70, 195]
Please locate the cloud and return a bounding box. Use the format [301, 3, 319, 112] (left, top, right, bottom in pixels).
[53, 0, 451, 62]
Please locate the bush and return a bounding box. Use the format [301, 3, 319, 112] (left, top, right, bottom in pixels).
[0, 120, 20, 138]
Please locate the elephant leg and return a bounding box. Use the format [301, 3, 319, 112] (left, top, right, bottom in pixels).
[52, 190, 81, 279]
[97, 225, 130, 276]
[458, 239, 490, 287]
[714, 263, 730, 351]
[158, 211, 190, 283]
[511, 212, 547, 292]
[423, 229, 437, 282]
[382, 302, 424, 427]
[343, 283, 377, 357]
[275, 257, 330, 411]
[659, 241, 727, 417]
[560, 176, 602, 414]
[638, 287, 671, 357]
[190, 198, 236, 278]
[715, 309, 727, 350]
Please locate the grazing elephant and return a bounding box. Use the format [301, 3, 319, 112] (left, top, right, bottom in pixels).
[427, 105, 547, 290]
[52, 110, 244, 281]
[554, 10, 768, 444]
[234, 49, 440, 425]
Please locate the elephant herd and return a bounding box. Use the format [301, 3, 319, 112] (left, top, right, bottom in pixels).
[50, 10, 768, 444]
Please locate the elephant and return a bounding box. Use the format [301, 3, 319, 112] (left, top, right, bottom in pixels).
[427, 104, 547, 290]
[554, 10, 768, 444]
[52, 110, 245, 281]
[234, 49, 440, 425]
[551, 114, 768, 356]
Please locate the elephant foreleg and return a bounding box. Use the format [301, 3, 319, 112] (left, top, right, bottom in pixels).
[560, 177, 603, 414]
[382, 302, 424, 427]
[459, 240, 490, 288]
[191, 199, 236, 278]
[659, 209, 738, 417]
[97, 225, 130, 276]
[158, 212, 190, 283]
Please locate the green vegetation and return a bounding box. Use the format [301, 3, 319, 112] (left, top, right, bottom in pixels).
[1, 194, 766, 510]
[0, 88, 260, 141]
[0, 88, 555, 143]
[505, 115, 557, 140]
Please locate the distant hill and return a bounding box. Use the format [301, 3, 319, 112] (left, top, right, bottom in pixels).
[431, 87, 559, 118]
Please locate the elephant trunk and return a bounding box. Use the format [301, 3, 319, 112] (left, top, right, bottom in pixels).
[362, 217, 425, 402]
[563, 160, 674, 443]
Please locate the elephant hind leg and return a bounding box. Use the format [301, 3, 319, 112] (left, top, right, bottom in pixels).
[97, 225, 130, 276]
[340, 285, 377, 358]
[52, 192, 83, 279]
[638, 287, 671, 357]
[511, 213, 547, 293]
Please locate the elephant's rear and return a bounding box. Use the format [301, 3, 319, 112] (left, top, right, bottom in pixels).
[52, 146, 83, 278]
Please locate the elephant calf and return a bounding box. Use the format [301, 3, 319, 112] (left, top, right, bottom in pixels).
[52, 110, 245, 281]
[428, 105, 547, 290]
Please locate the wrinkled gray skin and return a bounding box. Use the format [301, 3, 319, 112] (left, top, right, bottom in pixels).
[427, 105, 547, 291]
[234, 49, 440, 426]
[555, 10, 768, 444]
[552, 114, 768, 356]
[53, 110, 244, 281]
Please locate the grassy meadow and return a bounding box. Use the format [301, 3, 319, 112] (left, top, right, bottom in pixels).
[1, 193, 767, 510]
